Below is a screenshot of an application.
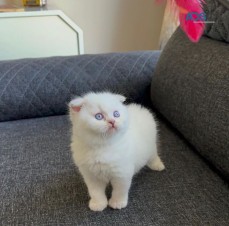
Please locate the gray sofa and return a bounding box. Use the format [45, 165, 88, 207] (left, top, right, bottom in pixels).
[1, 2, 229, 225]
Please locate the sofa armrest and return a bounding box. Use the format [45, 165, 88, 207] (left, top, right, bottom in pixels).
[151, 28, 229, 180]
[0, 51, 160, 122]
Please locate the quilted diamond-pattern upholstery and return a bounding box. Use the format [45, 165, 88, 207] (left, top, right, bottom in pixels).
[204, 0, 229, 42]
[0, 51, 160, 122]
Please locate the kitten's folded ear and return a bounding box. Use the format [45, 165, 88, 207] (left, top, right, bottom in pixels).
[115, 94, 126, 103]
[69, 97, 84, 112]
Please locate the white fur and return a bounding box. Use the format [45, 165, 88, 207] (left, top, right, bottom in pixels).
[69, 92, 165, 211]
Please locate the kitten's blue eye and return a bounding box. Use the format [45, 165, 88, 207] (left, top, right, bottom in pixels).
[113, 111, 120, 118]
[95, 113, 104, 120]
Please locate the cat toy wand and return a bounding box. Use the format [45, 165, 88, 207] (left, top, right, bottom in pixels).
[156, 0, 205, 42]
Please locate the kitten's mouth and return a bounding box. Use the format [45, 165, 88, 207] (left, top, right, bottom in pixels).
[107, 126, 117, 132]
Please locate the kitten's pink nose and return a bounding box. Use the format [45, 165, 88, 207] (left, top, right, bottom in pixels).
[108, 120, 115, 127]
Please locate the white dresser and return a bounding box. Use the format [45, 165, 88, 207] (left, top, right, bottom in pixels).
[0, 9, 84, 60]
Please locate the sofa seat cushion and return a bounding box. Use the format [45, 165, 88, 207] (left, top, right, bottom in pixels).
[0, 115, 228, 225]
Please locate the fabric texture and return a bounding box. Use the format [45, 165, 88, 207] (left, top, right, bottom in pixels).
[151, 28, 229, 180]
[204, 0, 229, 42]
[0, 115, 228, 225]
[0, 51, 160, 122]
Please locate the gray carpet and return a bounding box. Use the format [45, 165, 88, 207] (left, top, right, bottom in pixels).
[1, 115, 228, 225]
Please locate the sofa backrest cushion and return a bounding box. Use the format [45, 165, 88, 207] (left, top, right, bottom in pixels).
[151, 28, 229, 180]
[0, 51, 160, 122]
[204, 0, 229, 43]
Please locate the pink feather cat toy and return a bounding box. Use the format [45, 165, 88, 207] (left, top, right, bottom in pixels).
[157, 0, 205, 42]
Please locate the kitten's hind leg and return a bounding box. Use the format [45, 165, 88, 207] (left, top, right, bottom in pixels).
[147, 155, 165, 171]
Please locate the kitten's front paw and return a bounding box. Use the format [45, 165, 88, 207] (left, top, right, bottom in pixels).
[89, 199, 108, 211]
[108, 197, 128, 210]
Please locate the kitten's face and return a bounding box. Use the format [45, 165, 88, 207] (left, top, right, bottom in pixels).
[70, 93, 128, 136]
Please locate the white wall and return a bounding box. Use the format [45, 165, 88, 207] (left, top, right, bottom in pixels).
[1, 0, 165, 54]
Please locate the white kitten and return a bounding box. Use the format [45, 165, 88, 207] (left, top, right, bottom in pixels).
[69, 92, 165, 211]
